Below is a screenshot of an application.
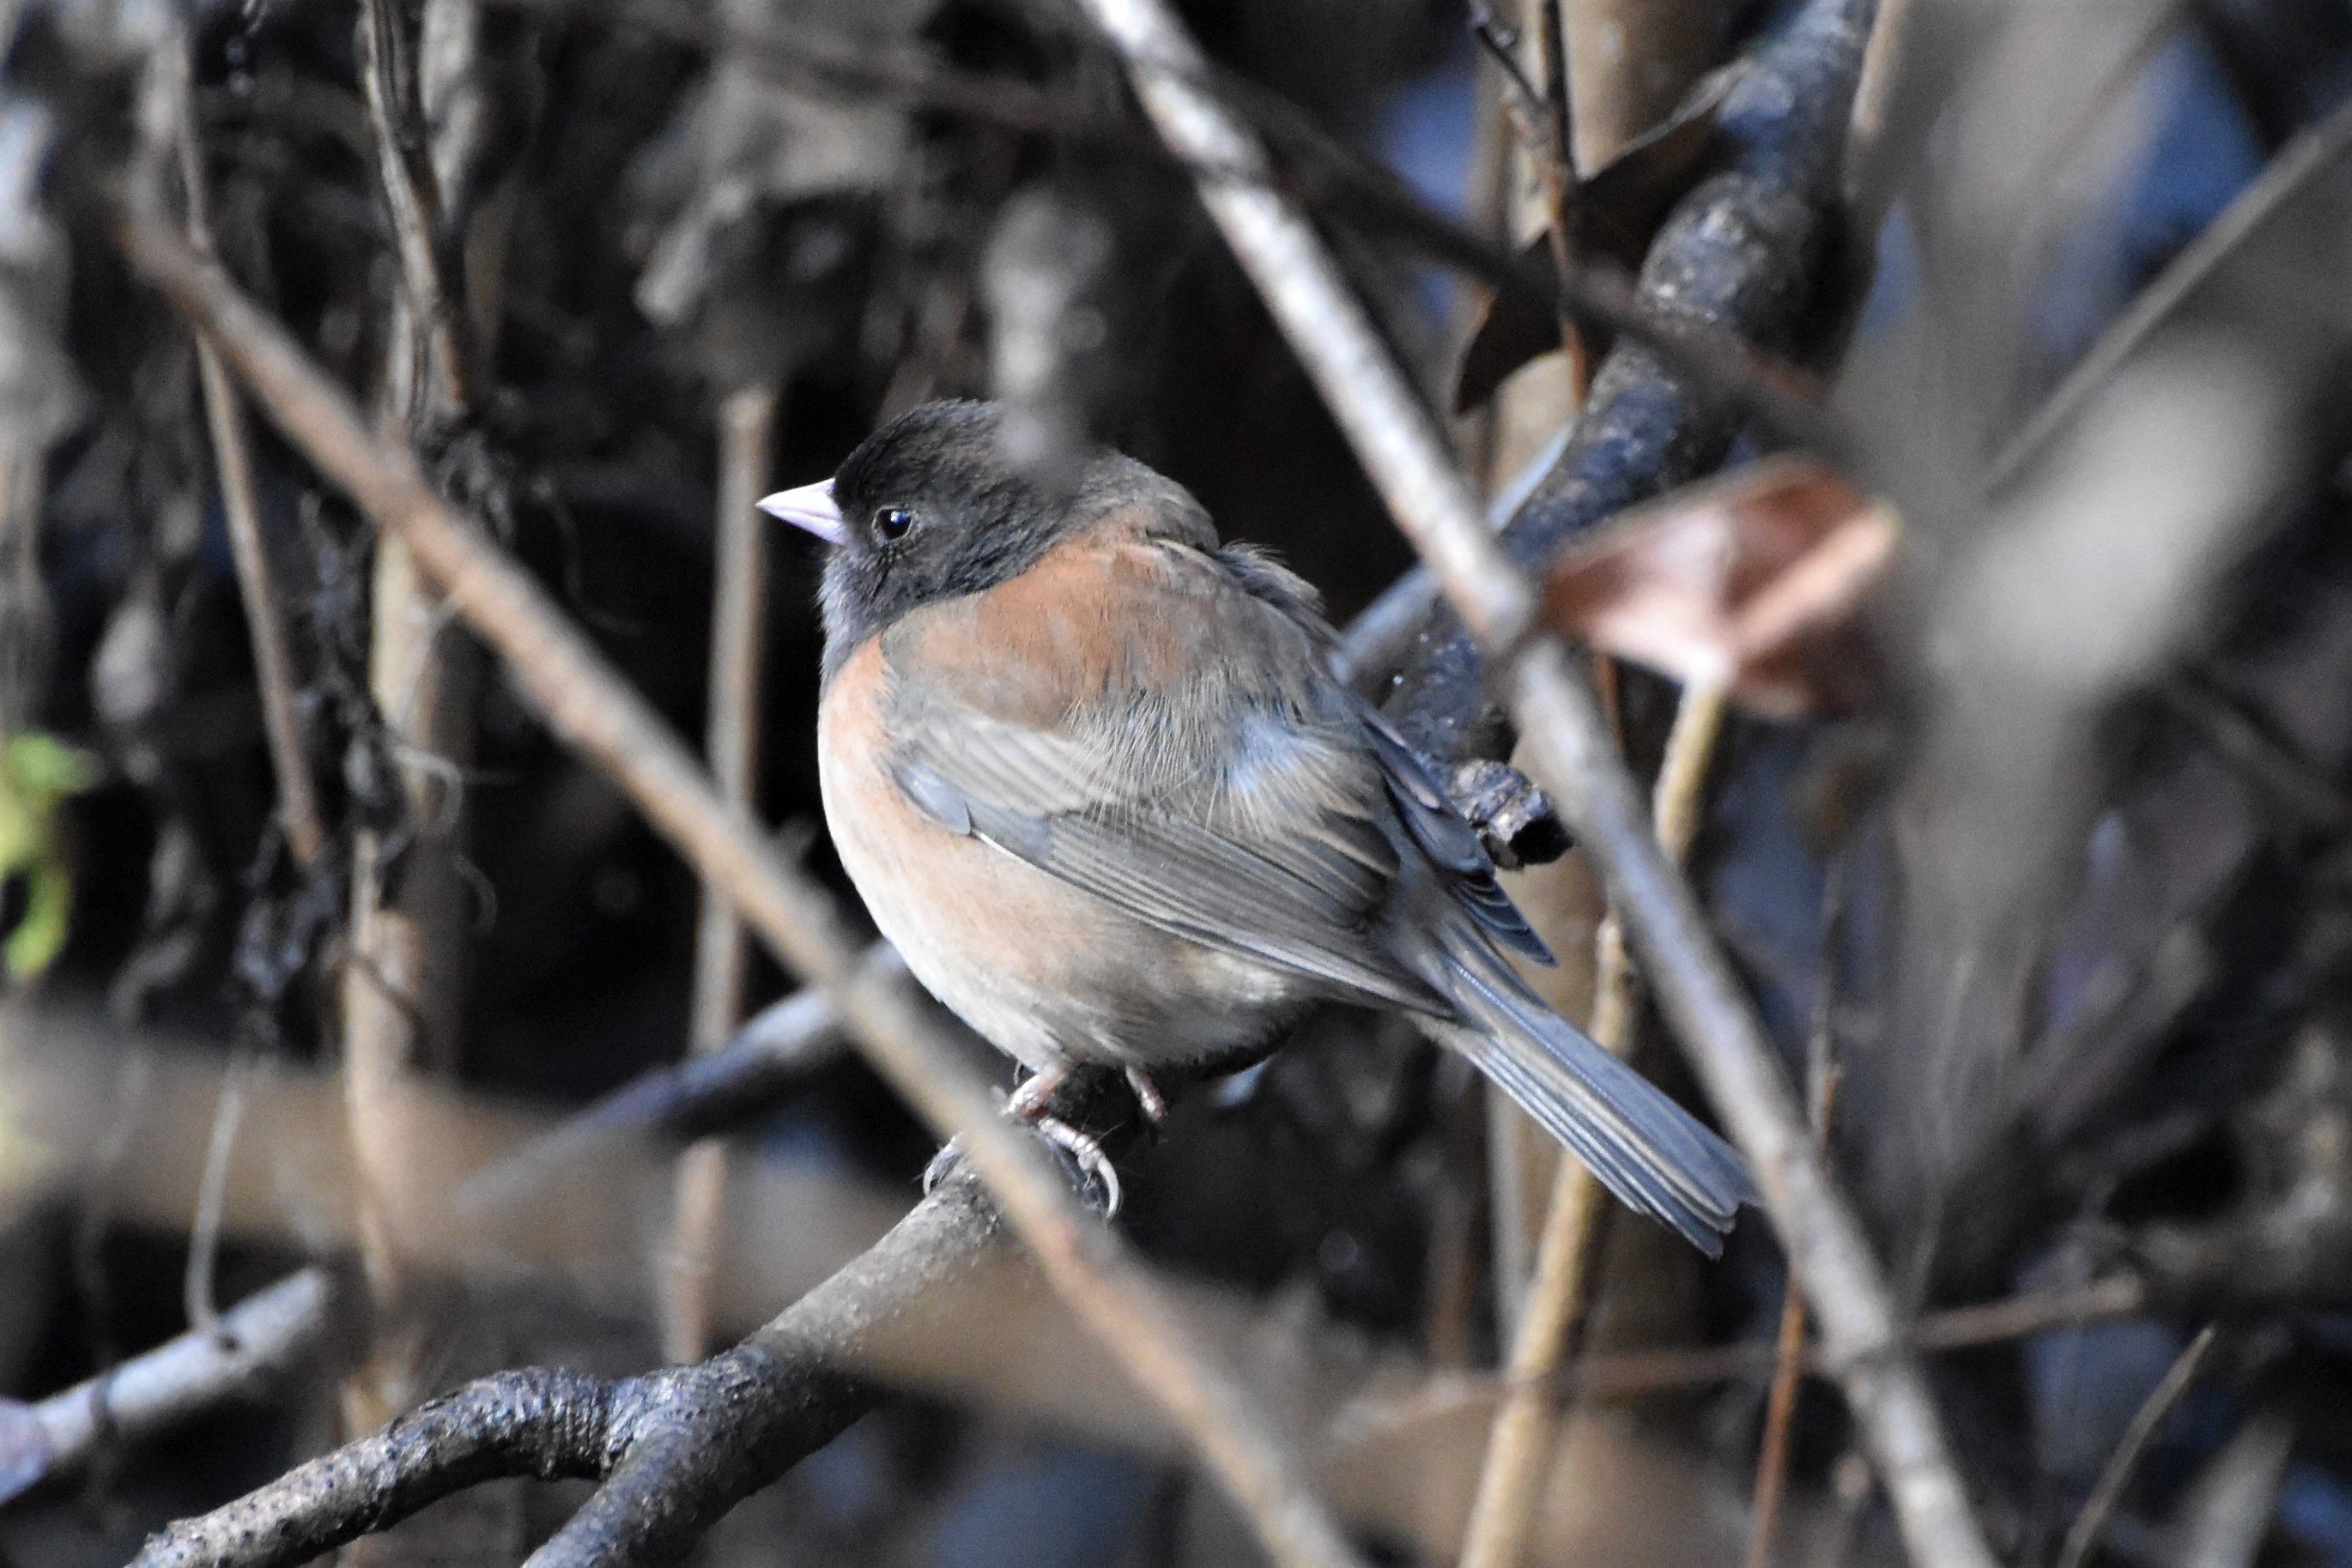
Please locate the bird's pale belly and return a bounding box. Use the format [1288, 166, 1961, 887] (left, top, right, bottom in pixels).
[819, 647, 1311, 1076]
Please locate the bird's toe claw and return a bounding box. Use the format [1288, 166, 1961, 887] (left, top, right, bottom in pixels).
[1123, 1066, 1169, 1125]
[921, 1135, 967, 1196]
[1028, 1114, 1123, 1218]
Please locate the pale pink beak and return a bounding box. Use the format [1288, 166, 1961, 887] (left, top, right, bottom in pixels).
[757, 478, 843, 544]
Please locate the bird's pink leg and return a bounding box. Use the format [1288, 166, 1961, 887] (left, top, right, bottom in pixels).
[1005, 1062, 1072, 1121]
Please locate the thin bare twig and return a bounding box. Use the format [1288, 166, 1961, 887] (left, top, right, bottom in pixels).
[2165, 1410, 2294, 1568]
[1537, 0, 1574, 179]
[1532, 1, 1586, 397]
[153, 27, 317, 1348]
[1469, 6, 1545, 127]
[1748, 1057, 1842, 1568]
[1591, 681, 1725, 1060]
[1990, 84, 2352, 489]
[1558, 1272, 2147, 1398]
[695, 385, 779, 1038]
[1465, 1148, 1603, 1568]
[175, 59, 324, 870]
[1459, 681, 1726, 1568]
[1064, 5, 1996, 1568]
[1515, 639, 1998, 1558]
[182, 1040, 259, 1336]
[357, 0, 472, 416]
[1476, 0, 1594, 1353]
[459, 981, 853, 1215]
[116, 206, 1367, 1568]
[1748, 1262, 1815, 1568]
[1, 1268, 335, 1509]
[1843, 0, 1911, 209]
[1476, 0, 1588, 398]
[2054, 1323, 2221, 1568]
[663, 382, 779, 1365]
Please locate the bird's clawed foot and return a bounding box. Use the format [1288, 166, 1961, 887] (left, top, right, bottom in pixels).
[1027, 1114, 1123, 1217]
[1008, 1064, 1122, 1214]
[921, 1125, 1115, 1216]
[924, 1064, 1124, 1216]
[920, 1136, 966, 1197]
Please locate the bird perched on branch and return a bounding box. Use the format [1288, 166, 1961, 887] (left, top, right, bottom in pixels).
[762, 401, 1754, 1252]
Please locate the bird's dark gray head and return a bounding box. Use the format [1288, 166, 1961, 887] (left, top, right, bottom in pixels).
[762, 401, 1214, 680]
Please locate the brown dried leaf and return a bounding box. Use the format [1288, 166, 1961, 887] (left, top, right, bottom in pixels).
[1537, 458, 1896, 717]
[1577, 65, 1737, 261]
[1453, 68, 1734, 414]
[1452, 234, 1563, 416]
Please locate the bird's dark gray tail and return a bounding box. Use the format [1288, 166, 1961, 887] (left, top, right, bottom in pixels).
[1432, 941, 1755, 1256]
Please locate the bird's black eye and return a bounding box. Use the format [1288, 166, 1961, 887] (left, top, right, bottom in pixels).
[871, 506, 915, 542]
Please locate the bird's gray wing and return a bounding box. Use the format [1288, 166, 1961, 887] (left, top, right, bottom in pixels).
[878, 539, 1450, 1011]
[890, 693, 1453, 1012]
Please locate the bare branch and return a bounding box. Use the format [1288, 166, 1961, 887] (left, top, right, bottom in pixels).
[124, 1171, 985, 1568]
[2054, 1323, 2220, 1568]
[664, 383, 779, 1364]
[173, 47, 325, 870]
[1990, 85, 2352, 488]
[1746, 1059, 1840, 1568]
[342, 0, 507, 1450]
[357, 0, 474, 416]
[133, 1366, 616, 1567]
[1, 1268, 336, 1509]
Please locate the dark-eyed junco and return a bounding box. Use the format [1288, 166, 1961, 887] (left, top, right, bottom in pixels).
[761, 401, 1753, 1252]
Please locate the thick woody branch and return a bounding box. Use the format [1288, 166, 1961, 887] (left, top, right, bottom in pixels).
[134, 1368, 618, 1568]
[1381, 0, 1881, 766]
[126, 1171, 1015, 1568]
[112, 202, 1364, 1568]
[1066, 6, 2000, 1568]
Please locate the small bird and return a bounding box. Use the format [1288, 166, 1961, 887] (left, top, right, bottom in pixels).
[761, 402, 1754, 1252]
